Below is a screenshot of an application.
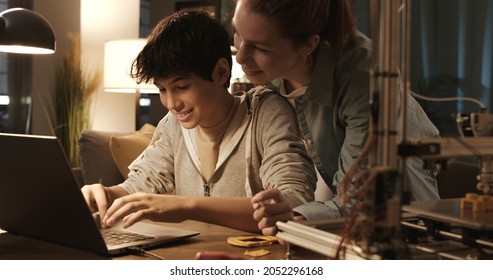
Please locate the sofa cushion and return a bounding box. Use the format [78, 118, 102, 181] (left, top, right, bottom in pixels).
[109, 124, 156, 179]
[78, 130, 127, 186]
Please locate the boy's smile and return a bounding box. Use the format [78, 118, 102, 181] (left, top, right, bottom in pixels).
[154, 71, 233, 130]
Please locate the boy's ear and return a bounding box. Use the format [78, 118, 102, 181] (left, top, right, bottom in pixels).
[303, 34, 320, 54]
[213, 58, 231, 85]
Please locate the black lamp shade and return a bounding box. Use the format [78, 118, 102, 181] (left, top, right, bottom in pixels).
[0, 8, 56, 54]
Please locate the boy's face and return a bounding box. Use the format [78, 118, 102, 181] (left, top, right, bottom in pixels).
[154, 74, 226, 129]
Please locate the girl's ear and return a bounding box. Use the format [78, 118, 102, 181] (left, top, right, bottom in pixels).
[213, 58, 231, 86]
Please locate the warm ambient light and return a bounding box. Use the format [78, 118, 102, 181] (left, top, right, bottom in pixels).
[0, 95, 9, 105]
[103, 39, 159, 94]
[0, 8, 56, 54]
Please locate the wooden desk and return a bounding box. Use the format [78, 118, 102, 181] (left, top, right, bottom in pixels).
[116, 220, 286, 260]
[0, 220, 326, 260]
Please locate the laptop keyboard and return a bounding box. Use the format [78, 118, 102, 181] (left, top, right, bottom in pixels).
[102, 229, 154, 246]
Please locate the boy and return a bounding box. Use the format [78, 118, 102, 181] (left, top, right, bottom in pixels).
[81, 10, 316, 232]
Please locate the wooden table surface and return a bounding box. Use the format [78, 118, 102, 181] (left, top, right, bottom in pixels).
[115, 220, 321, 260]
[0, 220, 326, 260]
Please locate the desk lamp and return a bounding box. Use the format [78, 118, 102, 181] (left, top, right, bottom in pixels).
[0, 8, 55, 54]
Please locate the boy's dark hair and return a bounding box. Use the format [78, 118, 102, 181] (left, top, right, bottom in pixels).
[131, 10, 232, 89]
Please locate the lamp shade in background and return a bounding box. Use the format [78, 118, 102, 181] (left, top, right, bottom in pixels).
[103, 39, 158, 94]
[0, 8, 55, 54]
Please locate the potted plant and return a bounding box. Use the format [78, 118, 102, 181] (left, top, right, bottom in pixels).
[53, 33, 102, 167]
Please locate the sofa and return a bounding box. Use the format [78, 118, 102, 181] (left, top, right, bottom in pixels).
[76, 124, 155, 187]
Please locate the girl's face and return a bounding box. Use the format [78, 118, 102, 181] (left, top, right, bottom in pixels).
[232, 1, 307, 85]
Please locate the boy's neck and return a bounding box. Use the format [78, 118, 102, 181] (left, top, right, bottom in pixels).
[201, 89, 235, 129]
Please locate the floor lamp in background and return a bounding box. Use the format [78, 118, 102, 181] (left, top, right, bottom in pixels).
[104, 39, 159, 130]
[0, 8, 56, 133]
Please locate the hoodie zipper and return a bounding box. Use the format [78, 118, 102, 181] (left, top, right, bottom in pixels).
[203, 183, 210, 197]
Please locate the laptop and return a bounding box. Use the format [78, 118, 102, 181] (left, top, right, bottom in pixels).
[0, 133, 199, 256]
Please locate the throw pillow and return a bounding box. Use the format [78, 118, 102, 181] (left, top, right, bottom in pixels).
[110, 123, 156, 179]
